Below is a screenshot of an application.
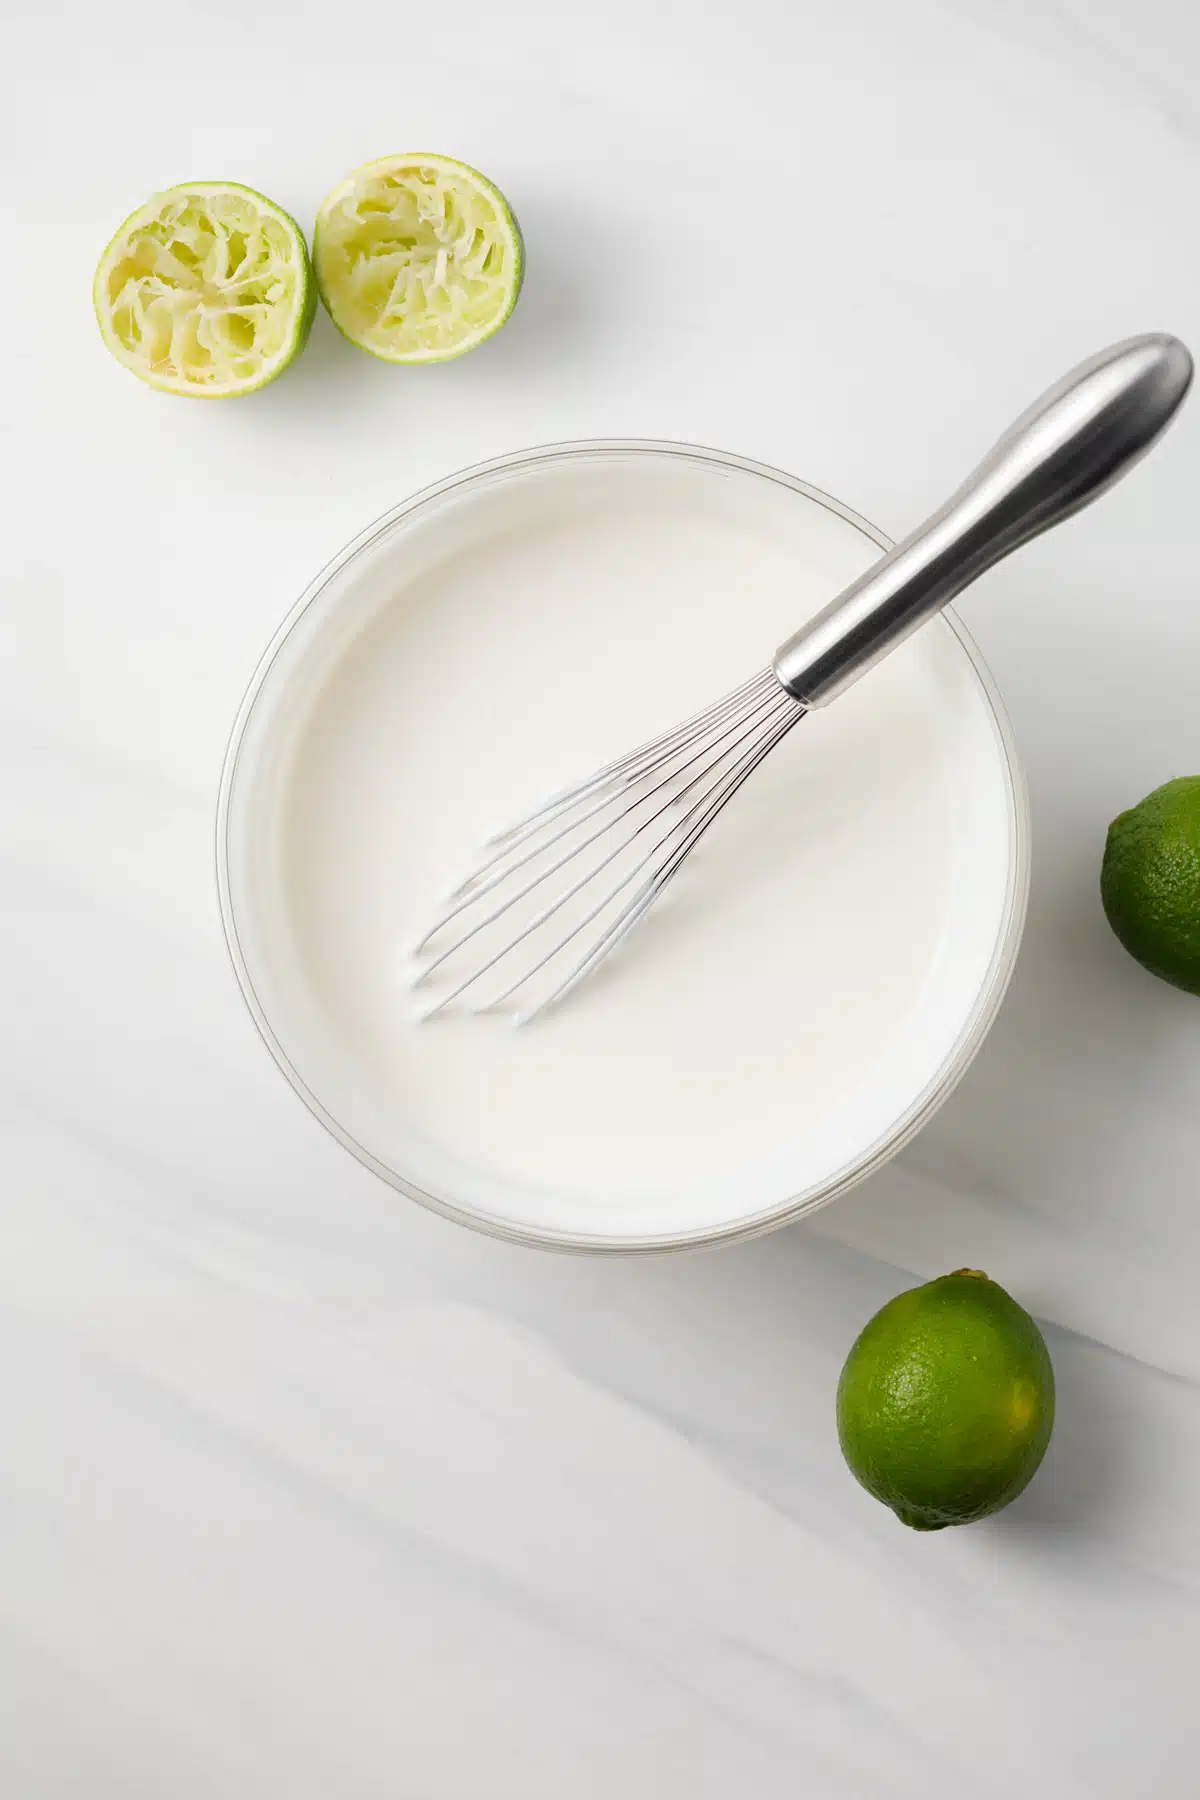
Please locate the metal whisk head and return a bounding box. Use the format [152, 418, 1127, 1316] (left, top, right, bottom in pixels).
[412, 334, 1193, 1022]
[410, 668, 805, 1023]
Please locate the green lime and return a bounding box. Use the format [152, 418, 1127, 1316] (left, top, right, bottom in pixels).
[836, 1269, 1055, 1531]
[313, 153, 524, 364]
[94, 182, 315, 398]
[1101, 777, 1200, 995]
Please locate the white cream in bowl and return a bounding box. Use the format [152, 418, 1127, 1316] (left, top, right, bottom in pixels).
[218, 443, 1027, 1250]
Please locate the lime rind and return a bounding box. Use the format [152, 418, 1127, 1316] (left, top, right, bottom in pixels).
[94, 182, 315, 397]
[1101, 775, 1200, 995]
[313, 153, 523, 364]
[837, 1272, 1055, 1530]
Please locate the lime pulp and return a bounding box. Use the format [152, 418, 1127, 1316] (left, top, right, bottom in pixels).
[94, 181, 315, 397]
[312, 153, 523, 364]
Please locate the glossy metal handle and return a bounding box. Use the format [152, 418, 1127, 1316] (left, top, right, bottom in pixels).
[773, 333, 1193, 706]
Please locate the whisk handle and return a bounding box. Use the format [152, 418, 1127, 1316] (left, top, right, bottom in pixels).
[773, 333, 1192, 707]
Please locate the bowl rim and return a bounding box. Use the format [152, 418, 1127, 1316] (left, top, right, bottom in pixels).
[216, 438, 1030, 1254]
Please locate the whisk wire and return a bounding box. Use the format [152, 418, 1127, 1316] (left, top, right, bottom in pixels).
[411, 669, 804, 1020]
[412, 674, 788, 964]
[484, 670, 775, 849]
[509, 696, 805, 1022]
[415, 681, 795, 1013]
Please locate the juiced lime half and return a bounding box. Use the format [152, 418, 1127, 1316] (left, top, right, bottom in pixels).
[313, 153, 524, 363]
[94, 182, 315, 397]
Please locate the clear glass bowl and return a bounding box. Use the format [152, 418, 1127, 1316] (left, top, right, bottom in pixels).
[217, 441, 1029, 1252]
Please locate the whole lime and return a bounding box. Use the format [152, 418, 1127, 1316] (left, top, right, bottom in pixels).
[836, 1270, 1055, 1531]
[1101, 777, 1200, 995]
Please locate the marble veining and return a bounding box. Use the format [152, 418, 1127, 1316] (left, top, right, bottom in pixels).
[3, 0, 1199, 1791]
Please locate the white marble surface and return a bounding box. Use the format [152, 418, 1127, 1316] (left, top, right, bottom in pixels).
[4, 0, 1200, 1791]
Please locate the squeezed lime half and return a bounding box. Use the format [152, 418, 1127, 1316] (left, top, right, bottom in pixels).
[94, 181, 315, 397]
[313, 153, 524, 363]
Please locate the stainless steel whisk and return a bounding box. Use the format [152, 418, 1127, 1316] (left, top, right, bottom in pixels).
[412, 334, 1192, 1023]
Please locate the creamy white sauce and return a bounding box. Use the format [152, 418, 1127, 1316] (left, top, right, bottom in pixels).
[226, 451, 1019, 1245]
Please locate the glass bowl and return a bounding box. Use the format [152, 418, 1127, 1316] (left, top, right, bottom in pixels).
[217, 441, 1029, 1252]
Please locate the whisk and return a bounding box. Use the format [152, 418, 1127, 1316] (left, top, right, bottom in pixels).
[412, 334, 1192, 1023]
